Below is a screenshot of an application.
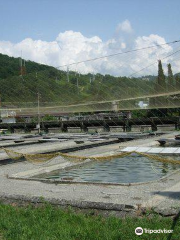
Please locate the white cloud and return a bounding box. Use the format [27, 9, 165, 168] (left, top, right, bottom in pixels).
[0, 20, 178, 76]
[116, 20, 133, 34]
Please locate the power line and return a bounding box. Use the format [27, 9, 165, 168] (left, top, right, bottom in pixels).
[129, 47, 180, 77]
[1, 40, 180, 115]
[41, 46, 180, 108]
[56, 39, 180, 68]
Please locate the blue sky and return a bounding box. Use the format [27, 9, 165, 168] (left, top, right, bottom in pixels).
[0, 0, 180, 76]
[0, 0, 179, 43]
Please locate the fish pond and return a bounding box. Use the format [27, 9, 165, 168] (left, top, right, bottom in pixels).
[36, 155, 180, 184]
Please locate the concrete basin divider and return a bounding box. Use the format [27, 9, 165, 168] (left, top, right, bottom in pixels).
[2, 131, 180, 216]
[0, 139, 120, 165]
[0, 194, 136, 212]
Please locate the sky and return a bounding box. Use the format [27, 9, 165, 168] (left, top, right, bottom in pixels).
[0, 0, 180, 76]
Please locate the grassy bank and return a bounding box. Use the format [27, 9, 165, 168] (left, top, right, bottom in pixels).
[0, 203, 179, 240]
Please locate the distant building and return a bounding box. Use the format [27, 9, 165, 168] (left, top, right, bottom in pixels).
[137, 100, 149, 109]
[1, 110, 16, 123]
[141, 77, 150, 81]
[112, 101, 118, 111]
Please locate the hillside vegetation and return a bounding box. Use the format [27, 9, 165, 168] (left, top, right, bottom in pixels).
[0, 53, 155, 105]
[0, 53, 179, 108]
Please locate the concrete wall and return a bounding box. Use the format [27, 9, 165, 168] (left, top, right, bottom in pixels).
[48, 128, 63, 133]
[157, 124, 175, 131]
[110, 127, 124, 132]
[14, 129, 26, 133]
[67, 127, 82, 133]
[2, 117, 16, 124]
[87, 127, 105, 133]
[131, 125, 151, 132]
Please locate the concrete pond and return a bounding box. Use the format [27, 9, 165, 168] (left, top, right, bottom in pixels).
[0, 131, 180, 217]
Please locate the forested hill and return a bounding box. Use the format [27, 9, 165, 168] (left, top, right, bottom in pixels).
[0, 53, 55, 79]
[0, 53, 178, 106]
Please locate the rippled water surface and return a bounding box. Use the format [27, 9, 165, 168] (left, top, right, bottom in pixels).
[42, 156, 180, 183]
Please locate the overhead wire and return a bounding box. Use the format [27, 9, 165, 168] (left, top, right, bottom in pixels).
[56, 39, 180, 68]
[1, 39, 180, 133]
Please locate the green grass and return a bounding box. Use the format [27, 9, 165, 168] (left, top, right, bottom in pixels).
[0, 203, 179, 240]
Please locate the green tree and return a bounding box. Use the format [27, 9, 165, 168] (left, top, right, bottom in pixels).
[156, 60, 166, 92]
[167, 63, 174, 91]
[175, 75, 180, 90]
[150, 60, 167, 116]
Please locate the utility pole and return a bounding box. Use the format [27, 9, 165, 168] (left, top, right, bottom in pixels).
[37, 92, 41, 134]
[19, 50, 23, 76]
[0, 95, 1, 123]
[67, 66, 69, 82]
[77, 76, 79, 94]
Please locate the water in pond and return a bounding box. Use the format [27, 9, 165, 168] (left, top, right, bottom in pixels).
[40, 156, 180, 184]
